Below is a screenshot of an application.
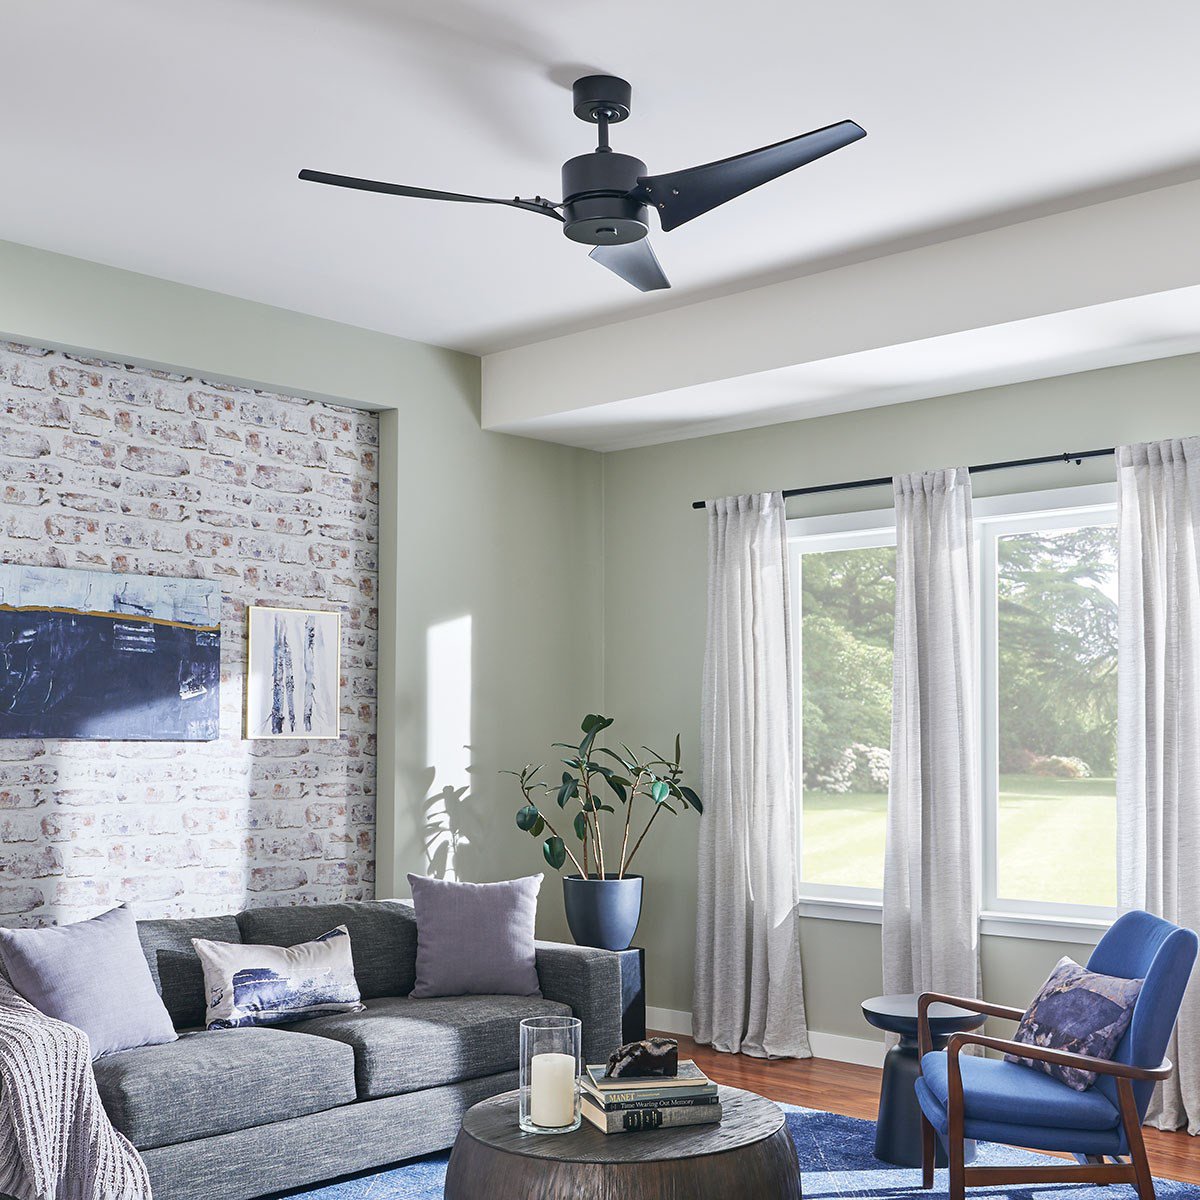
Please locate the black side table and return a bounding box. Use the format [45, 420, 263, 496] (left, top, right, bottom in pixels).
[861, 993, 987, 1168]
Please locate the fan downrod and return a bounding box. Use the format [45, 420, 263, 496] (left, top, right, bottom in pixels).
[572, 75, 632, 124]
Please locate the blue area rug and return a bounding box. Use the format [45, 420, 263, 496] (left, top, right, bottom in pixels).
[275, 1105, 1193, 1199]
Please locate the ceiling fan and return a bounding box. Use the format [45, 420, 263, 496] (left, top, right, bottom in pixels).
[299, 75, 865, 293]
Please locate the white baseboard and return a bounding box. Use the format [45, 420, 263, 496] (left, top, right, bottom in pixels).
[807, 1030, 886, 1068]
[646, 1006, 693, 1036]
[646, 1007, 885, 1069]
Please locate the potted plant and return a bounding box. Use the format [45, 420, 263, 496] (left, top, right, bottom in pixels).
[505, 714, 702, 951]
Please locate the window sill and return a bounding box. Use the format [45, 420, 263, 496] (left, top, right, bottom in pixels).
[796, 897, 1110, 944]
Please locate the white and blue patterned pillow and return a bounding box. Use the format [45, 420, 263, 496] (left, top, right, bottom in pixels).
[192, 925, 364, 1030]
[1005, 956, 1143, 1090]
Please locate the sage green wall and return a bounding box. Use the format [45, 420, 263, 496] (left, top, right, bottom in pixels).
[600, 353, 1200, 1035]
[0, 238, 603, 942]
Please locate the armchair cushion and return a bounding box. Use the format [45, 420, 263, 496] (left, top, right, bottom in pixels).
[920, 1049, 1121, 1133]
[1005, 956, 1143, 1090]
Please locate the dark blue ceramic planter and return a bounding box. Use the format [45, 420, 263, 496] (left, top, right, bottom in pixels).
[562, 873, 643, 951]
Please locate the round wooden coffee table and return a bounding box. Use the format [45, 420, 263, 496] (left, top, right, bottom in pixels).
[444, 1086, 801, 1199]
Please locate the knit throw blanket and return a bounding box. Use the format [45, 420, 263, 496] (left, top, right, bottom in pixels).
[0, 982, 151, 1200]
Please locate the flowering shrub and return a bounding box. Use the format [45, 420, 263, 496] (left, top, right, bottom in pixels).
[810, 743, 891, 793]
[1030, 754, 1092, 779]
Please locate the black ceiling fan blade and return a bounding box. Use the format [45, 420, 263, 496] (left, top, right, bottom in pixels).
[298, 170, 563, 221]
[589, 239, 671, 292]
[632, 119, 866, 232]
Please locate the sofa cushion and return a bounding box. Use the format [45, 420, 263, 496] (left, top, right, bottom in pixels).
[286, 993, 571, 1100]
[0, 906, 177, 1059]
[237, 901, 416, 1000]
[137, 913, 242, 1029]
[920, 1050, 1121, 1132]
[93, 1026, 357, 1150]
[408, 873, 542, 999]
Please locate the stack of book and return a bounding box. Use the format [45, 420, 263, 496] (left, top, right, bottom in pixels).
[580, 1060, 721, 1134]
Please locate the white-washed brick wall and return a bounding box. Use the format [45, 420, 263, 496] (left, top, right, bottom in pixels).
[0, 340, 378, 925]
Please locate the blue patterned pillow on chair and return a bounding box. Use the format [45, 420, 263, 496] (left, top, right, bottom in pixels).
[1005, 956, 1144, 1091]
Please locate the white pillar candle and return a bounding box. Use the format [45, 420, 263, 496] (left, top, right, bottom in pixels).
[529, 1051, 576, 1128]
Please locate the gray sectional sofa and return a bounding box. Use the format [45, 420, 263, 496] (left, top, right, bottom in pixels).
[83, 900, 626, 1200]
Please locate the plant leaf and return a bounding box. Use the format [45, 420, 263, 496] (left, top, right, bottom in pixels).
[679, 786, 703, 813]
[674, 733, 681, 765]
[515, 804, 541, 832]
[530, 815, 545, 837]
[557, 779, 578, 809]
[573, 811, 589, 841]
[581, 713, 613, 735]
[594, 747, 632, 770]
[543, 836, 567, 870]
[659, 802, 677, 816]
[605, 776, 628, 804]
[650, 780, 670, 805]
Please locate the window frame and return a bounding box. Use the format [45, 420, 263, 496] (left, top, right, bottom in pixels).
[788, 482, 1120, 936]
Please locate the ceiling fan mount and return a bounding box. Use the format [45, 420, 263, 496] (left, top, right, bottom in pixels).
[299, 74, 866, 293]
[571, 74, 632, 125]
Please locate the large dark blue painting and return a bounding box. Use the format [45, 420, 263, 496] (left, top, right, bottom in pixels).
[0, 564, 221, 741]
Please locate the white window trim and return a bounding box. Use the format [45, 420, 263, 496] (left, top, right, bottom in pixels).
[788, 482, 1120, 941]
[795, 896, 1108, 946]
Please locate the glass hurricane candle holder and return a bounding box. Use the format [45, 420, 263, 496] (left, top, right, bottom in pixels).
[519, 1015, 582, 1134]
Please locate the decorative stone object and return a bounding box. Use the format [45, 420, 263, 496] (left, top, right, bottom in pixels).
[604, 1036, 678, 1078]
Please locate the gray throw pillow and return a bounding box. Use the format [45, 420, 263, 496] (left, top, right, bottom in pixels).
[1006, 956, 1144, 1090]
[408, 873, 542, 999]
[0, 905, 177, 1059]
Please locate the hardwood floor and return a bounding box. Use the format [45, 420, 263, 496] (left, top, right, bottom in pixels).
[660, 1033, 1200, 1186]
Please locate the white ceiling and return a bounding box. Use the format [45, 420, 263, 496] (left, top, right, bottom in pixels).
[4, 1, 1200, 357]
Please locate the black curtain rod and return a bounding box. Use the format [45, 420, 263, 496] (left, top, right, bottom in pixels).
[689, 447, 1117, 510]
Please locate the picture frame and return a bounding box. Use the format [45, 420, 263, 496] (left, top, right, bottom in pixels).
[245, 605, 341, 740]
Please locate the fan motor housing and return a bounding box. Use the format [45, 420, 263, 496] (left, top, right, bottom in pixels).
[561, 152, 649, 245]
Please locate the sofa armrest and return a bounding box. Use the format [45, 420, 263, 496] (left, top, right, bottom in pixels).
[534, 940, 624, 1068]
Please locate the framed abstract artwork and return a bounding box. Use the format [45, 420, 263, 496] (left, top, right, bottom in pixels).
[245, 605, 341, 739]
[0, 563, 221, 741]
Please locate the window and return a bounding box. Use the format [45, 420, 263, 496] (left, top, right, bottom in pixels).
[792, 515, 896, 899]
[791, 485, 1119, 921]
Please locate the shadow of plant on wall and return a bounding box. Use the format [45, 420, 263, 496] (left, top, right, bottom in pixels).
[422, 780, 473, 880]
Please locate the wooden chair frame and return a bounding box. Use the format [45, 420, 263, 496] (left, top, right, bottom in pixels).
[917, 991, 1172, 1200]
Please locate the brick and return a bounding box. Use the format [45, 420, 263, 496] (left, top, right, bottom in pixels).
[60, 435, 117, 465]
[0, 428, 50, 459]
[187, 390, 237, 420]
[122, 445, 190, 477]
[49, 365, 104, 396]
[251, 464, 311, 494]
[248, 866, 308, 892]
[0, 886, 45, 915]
[4, 395, 71, 426]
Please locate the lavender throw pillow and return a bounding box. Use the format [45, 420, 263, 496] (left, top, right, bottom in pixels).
[408, 874, 542, 998]
[0, 905, 177, 1059]
[1006, 956, 1144, 1090]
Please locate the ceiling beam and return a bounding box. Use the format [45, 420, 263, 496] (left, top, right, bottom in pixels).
[481, 178, 1200, 443]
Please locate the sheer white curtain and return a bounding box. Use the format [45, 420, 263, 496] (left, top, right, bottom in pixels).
[883, 468, 981, 1001]
[1116, 438, 1200, 1133]
[693, 492, 810, 1058]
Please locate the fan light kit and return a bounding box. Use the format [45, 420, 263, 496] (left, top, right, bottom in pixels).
[300, 75, 866, 293]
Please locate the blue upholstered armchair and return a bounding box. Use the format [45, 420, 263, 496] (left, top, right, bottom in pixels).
[915, 911, 1197, 1200]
